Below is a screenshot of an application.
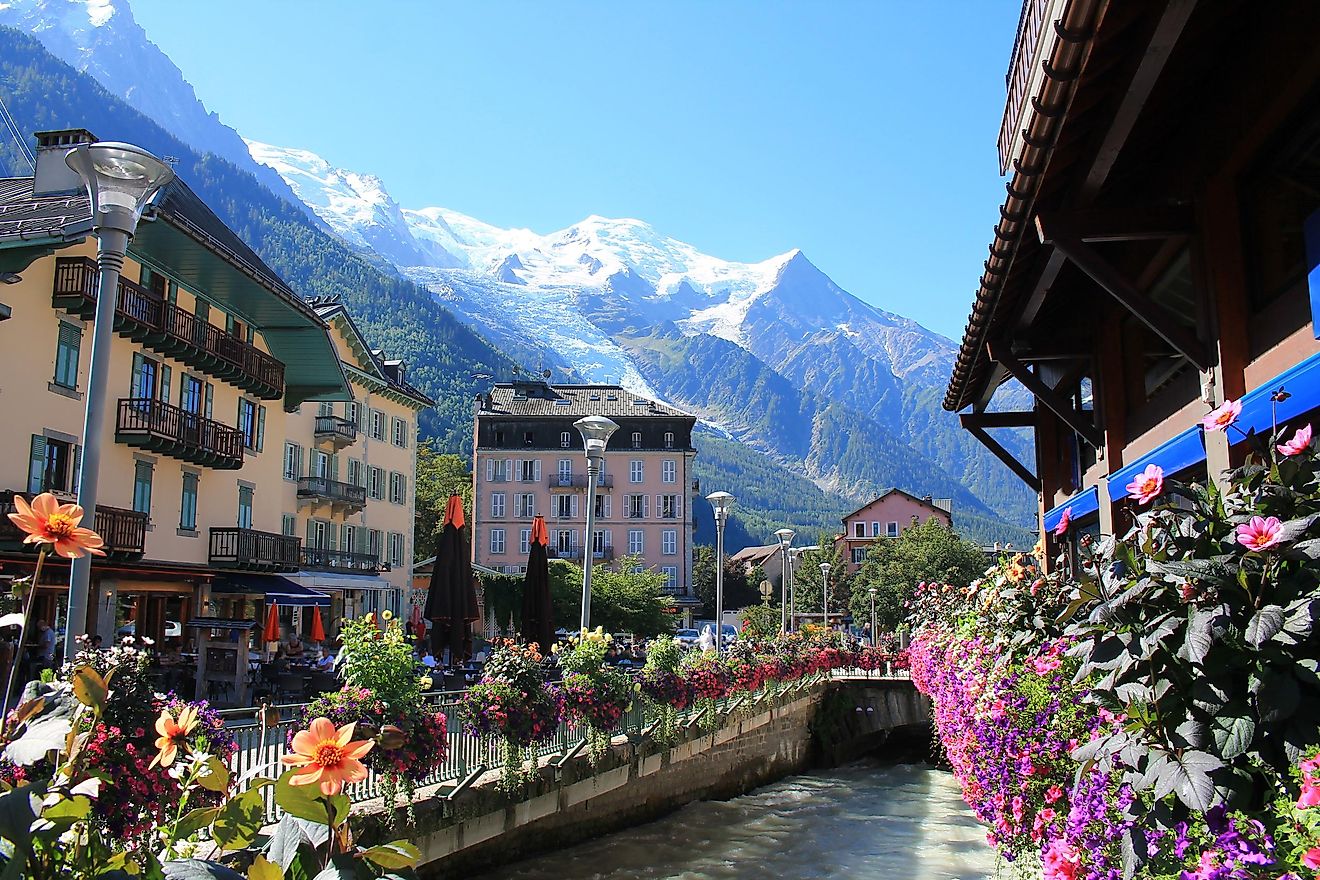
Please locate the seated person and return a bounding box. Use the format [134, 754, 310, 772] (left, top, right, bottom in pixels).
[284, 633, 305, 660]
[420, 650, 438, 668]
[314, 646, 336, 672]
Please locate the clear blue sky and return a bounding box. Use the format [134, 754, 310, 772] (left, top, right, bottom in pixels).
[132, 0, 1018, 342]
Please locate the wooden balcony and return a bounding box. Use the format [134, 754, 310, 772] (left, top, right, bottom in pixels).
[997, 0, 1065, 174]
[296, 476, 367, 514]
[547, 474, 614, 490]
[116, 398, 244, 470]
[53, 257, 284, 400]
[0, 491, 147, 559]
[209, 528, 301, 572]
[313, 415, 358, 451]
[300, 546, 380, 574]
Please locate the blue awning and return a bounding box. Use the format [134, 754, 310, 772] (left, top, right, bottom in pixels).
[1235, 349, 1320, 438]
[1043, 487, 1099, 532]
[1108, 424, 1207, 491]
[212, 574, 330, 608]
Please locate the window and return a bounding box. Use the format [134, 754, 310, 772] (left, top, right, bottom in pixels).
[27, 435, 80, 495]
[629, 529, 644, 554]
[658, 494, 680, 519]
[631, 432, 642, 449]
[347, 458, 363, 487]
[237, 399, 264, 452]
[490, 492, 506, 518]
[560, 431, 572, 448]
[629, 460, 644, 483]
[553, 494, 574, 518]
[487, 458, 511, 482]
[519, 459, 540, 482]
[392, 417, 407, 447]
[346, 402, 360, 428]
[366, 410, 383, 441]
[309, 519, 328, 550]
[238, 485, 253, 529]
[343, 524, 357, 554]
[593, 530, 609, 555]
[870, 521, 880, 537]
[490, 529, 506, 554]
[312, 450, 329, 479]
[318, 402, 333, 418]
[664, 432, 674, 449]
[523, 431, 535, 447]
[556, 529, 574, 554]
[495, 430, 506, 446]
[283, 443, 302, 480]
[662, 529, 677, 555]
[388, 532, 405, 567]
[520, 528, 532, 554]
[626, 494, 646, 519]
[661, 566, 678, 591]
[662, 460, 676, 483]
[282, 514, 297, 536]
[132, 460, 153, 516]
[53, 322, 81, 389]
[516, 493, 536, 518]
[130, 352, 162, 401]
[367, 466, 384, 500]
[854, 522, 865, 537]
[557, 459, 573, 485]
[180, 473, 198, 530]
[594, 494, 610, 518]
[886, 521, 900, 538]
[367, 529, 382, 561]
[852, 548, 866, 564]
[180, 374, 203, 416]
[389, 472, 407, 505]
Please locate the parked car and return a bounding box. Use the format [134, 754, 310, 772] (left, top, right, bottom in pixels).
[674, 628, 700, 648]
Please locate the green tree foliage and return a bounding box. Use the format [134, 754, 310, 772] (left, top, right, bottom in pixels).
[414, 444, 472, 561]
[849, 518, 986, 630]
[546, 558, 675, 637]
[690, 545, 764, 618]
[739, 603, 781, 640]
[791, 533, 851, 623]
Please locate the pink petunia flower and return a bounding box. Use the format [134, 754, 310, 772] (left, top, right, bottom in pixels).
[1304, 848, 1320, 870]
[1235, 516, 1284, 552]
[1277, 424, 1312, 457]
[1202, 399, 1241, 432]
[1052, 507, 1071, 537]
[1125, 464, 1164, 505]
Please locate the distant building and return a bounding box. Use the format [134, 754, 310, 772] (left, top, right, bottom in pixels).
[834, 490, 953, 573]
[471, 382, 701, 624]
[728, 543, 785, 590]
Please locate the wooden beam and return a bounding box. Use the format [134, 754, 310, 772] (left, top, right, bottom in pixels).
[960, 417, 1041, 492]
[1036, 216, 1211, 370]
[1079, 0, 1199, 199]
[1035, 204, 1193, 243]
[986, 340, 1103, 447]
[960, 411, 1037, 428]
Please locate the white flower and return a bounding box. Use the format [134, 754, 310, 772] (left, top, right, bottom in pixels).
[141, 637, 155, 646]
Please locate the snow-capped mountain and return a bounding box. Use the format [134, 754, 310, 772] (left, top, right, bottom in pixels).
[0, 0, 300, 205]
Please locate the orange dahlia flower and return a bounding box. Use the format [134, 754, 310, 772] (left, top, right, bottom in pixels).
[149, 704, 199, 769]
[7, 493, 105, 558]
[281, 717, 374, 796]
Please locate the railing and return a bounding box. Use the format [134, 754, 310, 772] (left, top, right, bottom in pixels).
[313, 415, 358, 444]
[0, 492, 147, 556]
[547, 474, 614, 489]
[997, 0, 1059, 174]
[301, 546, 380, 573]
[209, 527, 302, 571]
[296, 476, 367, 508]
[115, 398, 244, 469]
[52, 257, 285, 399]
[569, 546, 615, 562]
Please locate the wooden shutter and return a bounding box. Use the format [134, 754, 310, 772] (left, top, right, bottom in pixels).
[27, 436, 46, 494]
[329, 454, 340, 482]
[485, 458, 493, 482]
[570, 495, 579, 518]
[204, 382, 213, 419]
[159, 365, 171, 403]
[533, 460, 541, 482]
[70, 445, 82, 496]
[642, 495, 649, 518]
[256, 405, 266, 452]
[130, 353, 144, 397]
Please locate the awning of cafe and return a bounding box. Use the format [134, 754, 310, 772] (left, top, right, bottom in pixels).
[286, 572, 393, 593]
[212, 574, 330, 607]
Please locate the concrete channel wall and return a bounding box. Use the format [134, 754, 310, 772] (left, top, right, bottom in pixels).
[359, 678, 928, 876]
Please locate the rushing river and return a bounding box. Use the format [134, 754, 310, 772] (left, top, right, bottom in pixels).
[472, 762, 997, 880]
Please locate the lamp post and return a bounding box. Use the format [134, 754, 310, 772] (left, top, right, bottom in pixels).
[773, 527, 794, 634]
[64, 142, 174, 658]
[820, 562, 831, 632]
[868, 587, 877, 646]
[573, 415, 618, 632]
[786, 547, 800, 631]
[707, 491, 734, 653]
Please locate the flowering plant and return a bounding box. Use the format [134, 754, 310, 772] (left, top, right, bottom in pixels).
[639, 637, 690, 744]
[457, 640, 558, 791]
[555, 628, 634, 762]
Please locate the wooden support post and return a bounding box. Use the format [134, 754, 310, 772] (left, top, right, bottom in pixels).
[986, 341, 1103, 447]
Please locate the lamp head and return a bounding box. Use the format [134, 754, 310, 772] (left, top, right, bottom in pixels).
[819, 562, 831, 576]
[573, 415, 619, 458]
[773, 527, 795, 548]
[868, 587, 877, 597]
[706, 491, 734, 520]
[66, 142, 174, 236]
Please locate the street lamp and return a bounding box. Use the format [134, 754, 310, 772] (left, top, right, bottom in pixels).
[573, 415, 618, 631]
[868, 587, 877, 646]
[773, 527, 794, 634]
[64, 142, 174, 658]
[707, 491, 734, 653]
[820, 562, 832, 632]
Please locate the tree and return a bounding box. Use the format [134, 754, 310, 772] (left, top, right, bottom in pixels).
[849, 518, 986, 630]
[790, 532, 850, 625]
[546, 557, 676, 637]
[739, 604, 780, 640]
[414, 443, 472, 561]
[691, 545, 763, 619]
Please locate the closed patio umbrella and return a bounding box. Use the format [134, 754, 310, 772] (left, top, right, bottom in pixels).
[308, 605, 326, 644]
[262, 600, 281, 644]
[520, 515, 554, 654]
[423, 494, 478, 662]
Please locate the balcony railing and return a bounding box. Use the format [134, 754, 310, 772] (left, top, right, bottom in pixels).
[0, 491, 147, 558]
[116, 398, 244, 469]
[313, 415, 358, 449]
[301, 547, 380, 574]
[210, 527, 301, 572]
[562, 546, 615, 562]
[53, 257, 285, 399]
[997, 0, 1064, 174]
[547, 474, 614, 490]
[296, 476, 367, 512]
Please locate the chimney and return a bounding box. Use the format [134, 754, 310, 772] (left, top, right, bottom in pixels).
[32, 129, 97, 196]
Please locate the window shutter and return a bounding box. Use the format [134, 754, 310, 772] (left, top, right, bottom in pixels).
[485, 459, 493, 482]
[504, 459, 512, 480]
[533, 460, 541, 482]
[676, 495, 683, 518]
[71, 445, 82, 496]
[256, 405, 266, 452]
[570, 495, 579, 518]
[130, 353, 144, 397]
[329, 523, 339, 551]
[604, 529, 612, 549]
[655, 494, 662, 516]
[604, 495, 611, 518]
[204, 382, 213, 419]
[306, 518, 316, 547]
[330, 454, 340, 482]
[572, 529, 579, 550]
[159, 365, 171, 403]
[643, 495, 649, 518]
[27, 436, 46, 494]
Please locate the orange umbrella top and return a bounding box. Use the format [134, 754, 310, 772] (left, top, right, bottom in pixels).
[308, 605, 326, 643]
[443, 493, 465, 530]
[262, 601, 280, 643]
[530, 515, 548, 546]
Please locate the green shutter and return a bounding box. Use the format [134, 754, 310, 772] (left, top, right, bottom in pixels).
[306, 518, 316, 546]
[130, 352, 144, 398]
[159, 365, 171, 403]
[328, 523, 338, 551]
[256, 405, 266, 453]
[27, 435, 46, 494]
[204, 382, 213, 419]
[70, 445, 82, 496]
[329, 454, 339, 482]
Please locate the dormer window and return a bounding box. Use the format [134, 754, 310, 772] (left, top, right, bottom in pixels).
[664, 432, 674, 449]
[524, 431, 535, 447]
[631, 432, 642, 449]
[560, 431, 572, 448]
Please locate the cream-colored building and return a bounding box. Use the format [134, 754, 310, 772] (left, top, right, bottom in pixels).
[0, 129, 428, 656]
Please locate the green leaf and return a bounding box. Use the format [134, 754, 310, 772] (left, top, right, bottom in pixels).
[162, 861, 244, 879]
[1255, 669, 1300, 723]
[265, 815, 313, 873]
[195, 757, 231, 794]
[1182, 607, 1215, 664]
[1245, 605, 1286, 647]
[3, 716, 72, 766]
[172, 806, 220, 840]
[1152, 749, 1222, 812]
[247, 855, 282, 880]
[70, 667, 108, 709]
[212, 788, 266, 850]
[1209, 712, 1255, 760]
[274, 771, 334, 825]
[41, 793, 90, 821]
[361, 841, 421, 870]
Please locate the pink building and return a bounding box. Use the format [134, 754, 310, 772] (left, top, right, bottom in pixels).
[835, 489, 953, 574]
[471, 382, 700, 622]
